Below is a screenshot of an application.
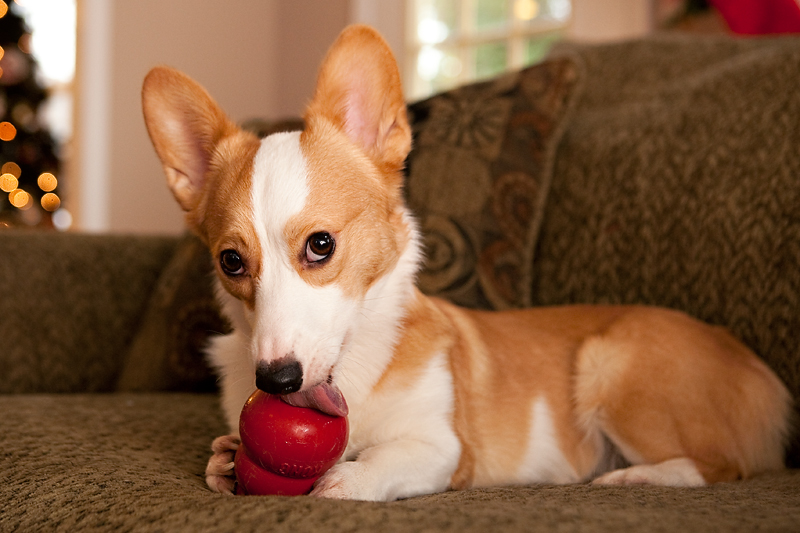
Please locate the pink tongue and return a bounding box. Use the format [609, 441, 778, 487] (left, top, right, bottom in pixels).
[281, 381, 348, 417]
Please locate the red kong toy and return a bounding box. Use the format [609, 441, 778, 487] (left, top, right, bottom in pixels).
[234, 390, 349, 496]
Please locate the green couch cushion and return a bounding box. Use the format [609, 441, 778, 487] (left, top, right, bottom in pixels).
[0, 232, 176, 392]
[2, 393, 799, 532]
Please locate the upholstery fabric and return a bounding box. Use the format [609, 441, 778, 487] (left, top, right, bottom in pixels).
[406, 57, 579, 310]
[0, 231, 175, 393]
[2, 393, 799, 533]
[117, 233, 227, 393]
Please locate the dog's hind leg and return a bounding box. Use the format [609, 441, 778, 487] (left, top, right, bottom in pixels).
[573, 309, 790, 486]
[591, 457, 706, 486]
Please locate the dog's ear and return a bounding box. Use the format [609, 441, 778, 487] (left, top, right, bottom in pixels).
[304, 25, 411, 173]
[142, 66, 237, 211]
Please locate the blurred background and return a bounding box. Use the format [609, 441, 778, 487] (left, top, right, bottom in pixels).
[0, 0, 797, 234]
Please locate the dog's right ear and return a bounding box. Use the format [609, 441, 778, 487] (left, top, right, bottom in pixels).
[304, 25, 411, 175]
[142, 66, 237, 211]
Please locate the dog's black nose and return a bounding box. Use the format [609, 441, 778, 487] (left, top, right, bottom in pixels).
[256, 359, 303, 395]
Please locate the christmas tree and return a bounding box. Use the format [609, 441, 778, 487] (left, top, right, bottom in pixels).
[0, 0, 62, 228]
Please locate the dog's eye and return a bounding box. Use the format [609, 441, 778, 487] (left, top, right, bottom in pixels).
[220, 249, 245, 276]
[306, 232, 334, 263]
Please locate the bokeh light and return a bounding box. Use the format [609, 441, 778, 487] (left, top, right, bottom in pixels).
[0, 1, 8, 19]
[18, 33, 31, 54]
[40, 192, 60, 211]
[37, 172, 57, 191]
[1, 162, 21, 178]
[0, 173, 18, 192]
[514, 0, 540, 21]
[52, 207, 72, 231]
[9, 188, 31, 209]
[0, 122, 17, 141]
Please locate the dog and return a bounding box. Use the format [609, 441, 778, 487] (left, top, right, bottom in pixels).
[142, 25, 791, 501]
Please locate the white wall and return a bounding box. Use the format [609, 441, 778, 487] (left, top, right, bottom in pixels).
[74, 0, 282, 234]
[72, 0, 649, 235]
[273, 0, 350, 120]
[568, 0, 654, 41]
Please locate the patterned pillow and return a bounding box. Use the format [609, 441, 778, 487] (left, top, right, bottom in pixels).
[405, 57, 580, 310]
[116, 233, 229, 392]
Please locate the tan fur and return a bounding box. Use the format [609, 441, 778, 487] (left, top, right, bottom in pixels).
[304, 25, 411, 176]
[294, 120, 408, 299]
[432, 302, 790, 487]
[373, 290, 455, 393]
[438, 303, 629, 487]
[289, 25, 412, 300]
[199, 133, 263, 309]
[573, 309, 791, 482]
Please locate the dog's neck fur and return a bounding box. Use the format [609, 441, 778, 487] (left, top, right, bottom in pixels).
[328, 209, 424, 408]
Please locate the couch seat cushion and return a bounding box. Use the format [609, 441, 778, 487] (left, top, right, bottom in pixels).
[2, 393, 799, 532]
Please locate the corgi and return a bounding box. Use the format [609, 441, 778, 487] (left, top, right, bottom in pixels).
[142, 25, 791, 501]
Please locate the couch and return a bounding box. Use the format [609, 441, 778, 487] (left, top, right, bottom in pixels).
[2, 35, 799, 532]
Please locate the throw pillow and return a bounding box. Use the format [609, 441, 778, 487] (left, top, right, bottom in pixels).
[116, 232, 230, 392]
[405, 56, 580, 310]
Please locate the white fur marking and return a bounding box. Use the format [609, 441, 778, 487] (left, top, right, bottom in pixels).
[251, 132, 309, 240]
[516, 396, 579, 484]
[249, 132, 361, 390]
[334, 211, 423, 407]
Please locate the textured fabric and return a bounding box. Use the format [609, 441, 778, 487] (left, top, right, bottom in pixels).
[117, 233, 228, 393]
[406, 57, 579, 310]
[0, 231, 176, 393]
[533, 36, 800, 463]
[2, 393, 799, 533]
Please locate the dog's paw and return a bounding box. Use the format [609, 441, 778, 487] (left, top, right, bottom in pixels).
[592, 459, 706, 487]
[592, 467, 653, 486]
[205, 434, 241, 494]
[310, 462, 382, 501]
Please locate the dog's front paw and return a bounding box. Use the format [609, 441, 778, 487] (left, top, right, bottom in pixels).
[311, 462, 382, 501]
[205, 434, 241, 494]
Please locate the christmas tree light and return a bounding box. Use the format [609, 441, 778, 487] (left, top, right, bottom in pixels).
[0, 0, 62, 227]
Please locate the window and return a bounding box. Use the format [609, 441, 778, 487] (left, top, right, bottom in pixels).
[407, 0, 571, 99]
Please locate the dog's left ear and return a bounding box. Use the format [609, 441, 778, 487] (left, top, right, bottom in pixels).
[142, 66, 238, 212]
[304, 25, 411, 173]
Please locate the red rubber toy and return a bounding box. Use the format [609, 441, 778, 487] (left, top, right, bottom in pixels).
[234, 390, 348, 496]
